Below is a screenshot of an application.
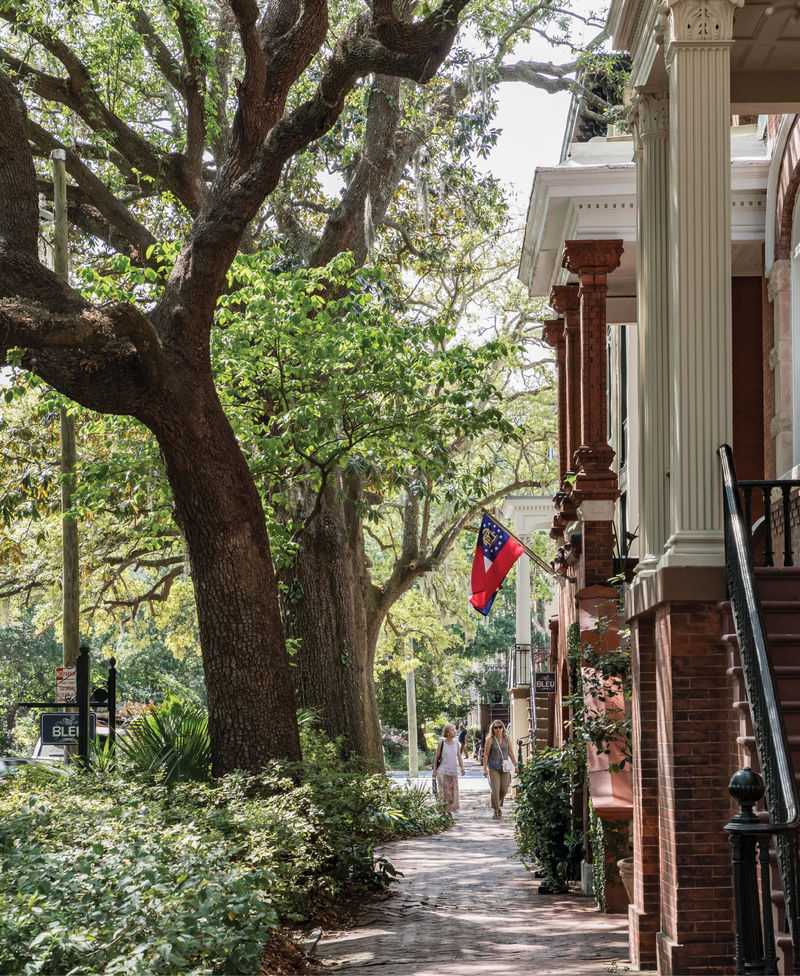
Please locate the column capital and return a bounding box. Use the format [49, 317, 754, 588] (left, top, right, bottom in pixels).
[664, 0, 743, 48]
[631, 88, 670, 141]
[541, 318, 565, 348]
[550, 283, 580, 318]
[562, 239, 624, 278]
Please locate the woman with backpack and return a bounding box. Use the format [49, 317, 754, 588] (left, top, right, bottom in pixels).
[432, 723, 465, 814]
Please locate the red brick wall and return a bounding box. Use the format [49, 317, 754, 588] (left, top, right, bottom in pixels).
[654, 601, 736, 975]
[579, 519, 616, 589]
[774, 116, 800, 261]
[629, 615, 660, 969]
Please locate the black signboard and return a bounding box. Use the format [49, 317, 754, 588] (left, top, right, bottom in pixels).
[535, 671, 557, 694]
[41, 712, 96, 746]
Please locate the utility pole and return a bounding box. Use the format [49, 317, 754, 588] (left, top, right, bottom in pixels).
[405, 637, 419, 778]
[51, 149, 79, 668]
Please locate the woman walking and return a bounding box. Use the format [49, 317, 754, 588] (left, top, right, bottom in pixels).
[433, 723, 465, 814]
[482, 720, 517, 819]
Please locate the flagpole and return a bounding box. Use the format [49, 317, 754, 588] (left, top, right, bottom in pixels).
[482, 509, 557, 577]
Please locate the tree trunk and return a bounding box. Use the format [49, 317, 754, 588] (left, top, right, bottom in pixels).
[147, 366, 300, 776]
[280, 480, 384, 767]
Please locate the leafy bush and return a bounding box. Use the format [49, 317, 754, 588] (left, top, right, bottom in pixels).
[382, 729, 408, 769]
[0, 731, 448, 975]
[515, 745, 583, 894]
[0, 725, 13, 754]
[116, 697, 211, 786]
[7, 711, 40, 756]
[589, 806, 630, 912]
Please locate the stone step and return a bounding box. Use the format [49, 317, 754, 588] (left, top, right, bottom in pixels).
[777, 933, 794, 974]
[734, 699, 800, 736]
[760, 601, 800, 632]
[737, 733, 800, 752]
[729, 664, 800, 700]
[755, 567, 800, 601]
[723, 633, 800, 668]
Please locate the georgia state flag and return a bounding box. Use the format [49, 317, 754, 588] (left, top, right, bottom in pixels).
[468, 513, 524, 615]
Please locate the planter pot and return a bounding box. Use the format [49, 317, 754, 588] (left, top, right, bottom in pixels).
[617, 856, 635, 902]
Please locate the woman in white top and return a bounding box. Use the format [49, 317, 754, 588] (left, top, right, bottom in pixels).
[433, 722, 465, 814]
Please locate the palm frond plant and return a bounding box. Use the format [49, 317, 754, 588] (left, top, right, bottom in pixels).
[117, 697, 211, 786]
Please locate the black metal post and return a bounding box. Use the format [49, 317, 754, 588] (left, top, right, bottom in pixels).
[517, 738, 523, 766]
[108, 656, 116, 747]
[726, 768, 773, 975]
[76, 643, 90, 764]
[758, 836, 778, 974]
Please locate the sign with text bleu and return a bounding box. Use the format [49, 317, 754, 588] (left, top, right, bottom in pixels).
[535, 672, 556, 694]
[41, 712, 95, 746]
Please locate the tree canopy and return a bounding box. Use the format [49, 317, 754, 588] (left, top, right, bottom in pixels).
[0, 0, 612, 772]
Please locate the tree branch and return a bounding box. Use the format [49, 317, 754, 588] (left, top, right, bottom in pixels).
[28, 121, 158, 265]
[0, 69, 37, 255]
[0, 9, 201, 212]
[129, 5, 187, 97]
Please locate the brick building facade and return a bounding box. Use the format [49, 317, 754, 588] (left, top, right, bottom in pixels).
[520, 0, 800, 969]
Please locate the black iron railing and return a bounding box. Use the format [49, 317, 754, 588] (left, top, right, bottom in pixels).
[517, 732, 533, 766]
[719, 444, 800, 974]
[736, 475, 800, 567]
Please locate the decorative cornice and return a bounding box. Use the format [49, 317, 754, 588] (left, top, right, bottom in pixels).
[561, 239, 625, 277]
[665, 0, 743, 47]
[550, 283, 580, 317]
[541, 318, 565, 348]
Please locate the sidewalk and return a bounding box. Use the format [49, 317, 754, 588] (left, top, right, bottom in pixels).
[315, 760, 639, 976]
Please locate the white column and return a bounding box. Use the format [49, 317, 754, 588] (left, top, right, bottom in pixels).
[660, 0, 741, 569]
[405, 660, 418, 777]
[631, 88, 671, 580]
[769, 259, 793, 475]
[515, 551, 531, 648]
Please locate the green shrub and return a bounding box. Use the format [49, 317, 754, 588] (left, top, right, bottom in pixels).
[8, 712, 40, 756]
[116, 697, 212, 786]
[0, 725, 13, 754]
[514, 745, 583, 894]
[0, 730, 448, 975]
[381, 728, 408, 769]
[588, 805, 630, 912]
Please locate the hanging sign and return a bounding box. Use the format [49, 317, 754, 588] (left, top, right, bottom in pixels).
[535, 671, 557, 694]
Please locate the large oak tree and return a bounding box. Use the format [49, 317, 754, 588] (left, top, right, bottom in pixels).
[0, 0, 474, 775]
[0, 1, 613, 773]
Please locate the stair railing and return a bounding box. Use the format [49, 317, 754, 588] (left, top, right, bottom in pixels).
[719, 444, 800, 975]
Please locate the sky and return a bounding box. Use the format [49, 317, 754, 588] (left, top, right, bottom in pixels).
[482, 78, 573, 214]
[476, 5, 607, 215]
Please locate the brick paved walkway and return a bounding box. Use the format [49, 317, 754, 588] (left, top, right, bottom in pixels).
[316, 760, 639, 976]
